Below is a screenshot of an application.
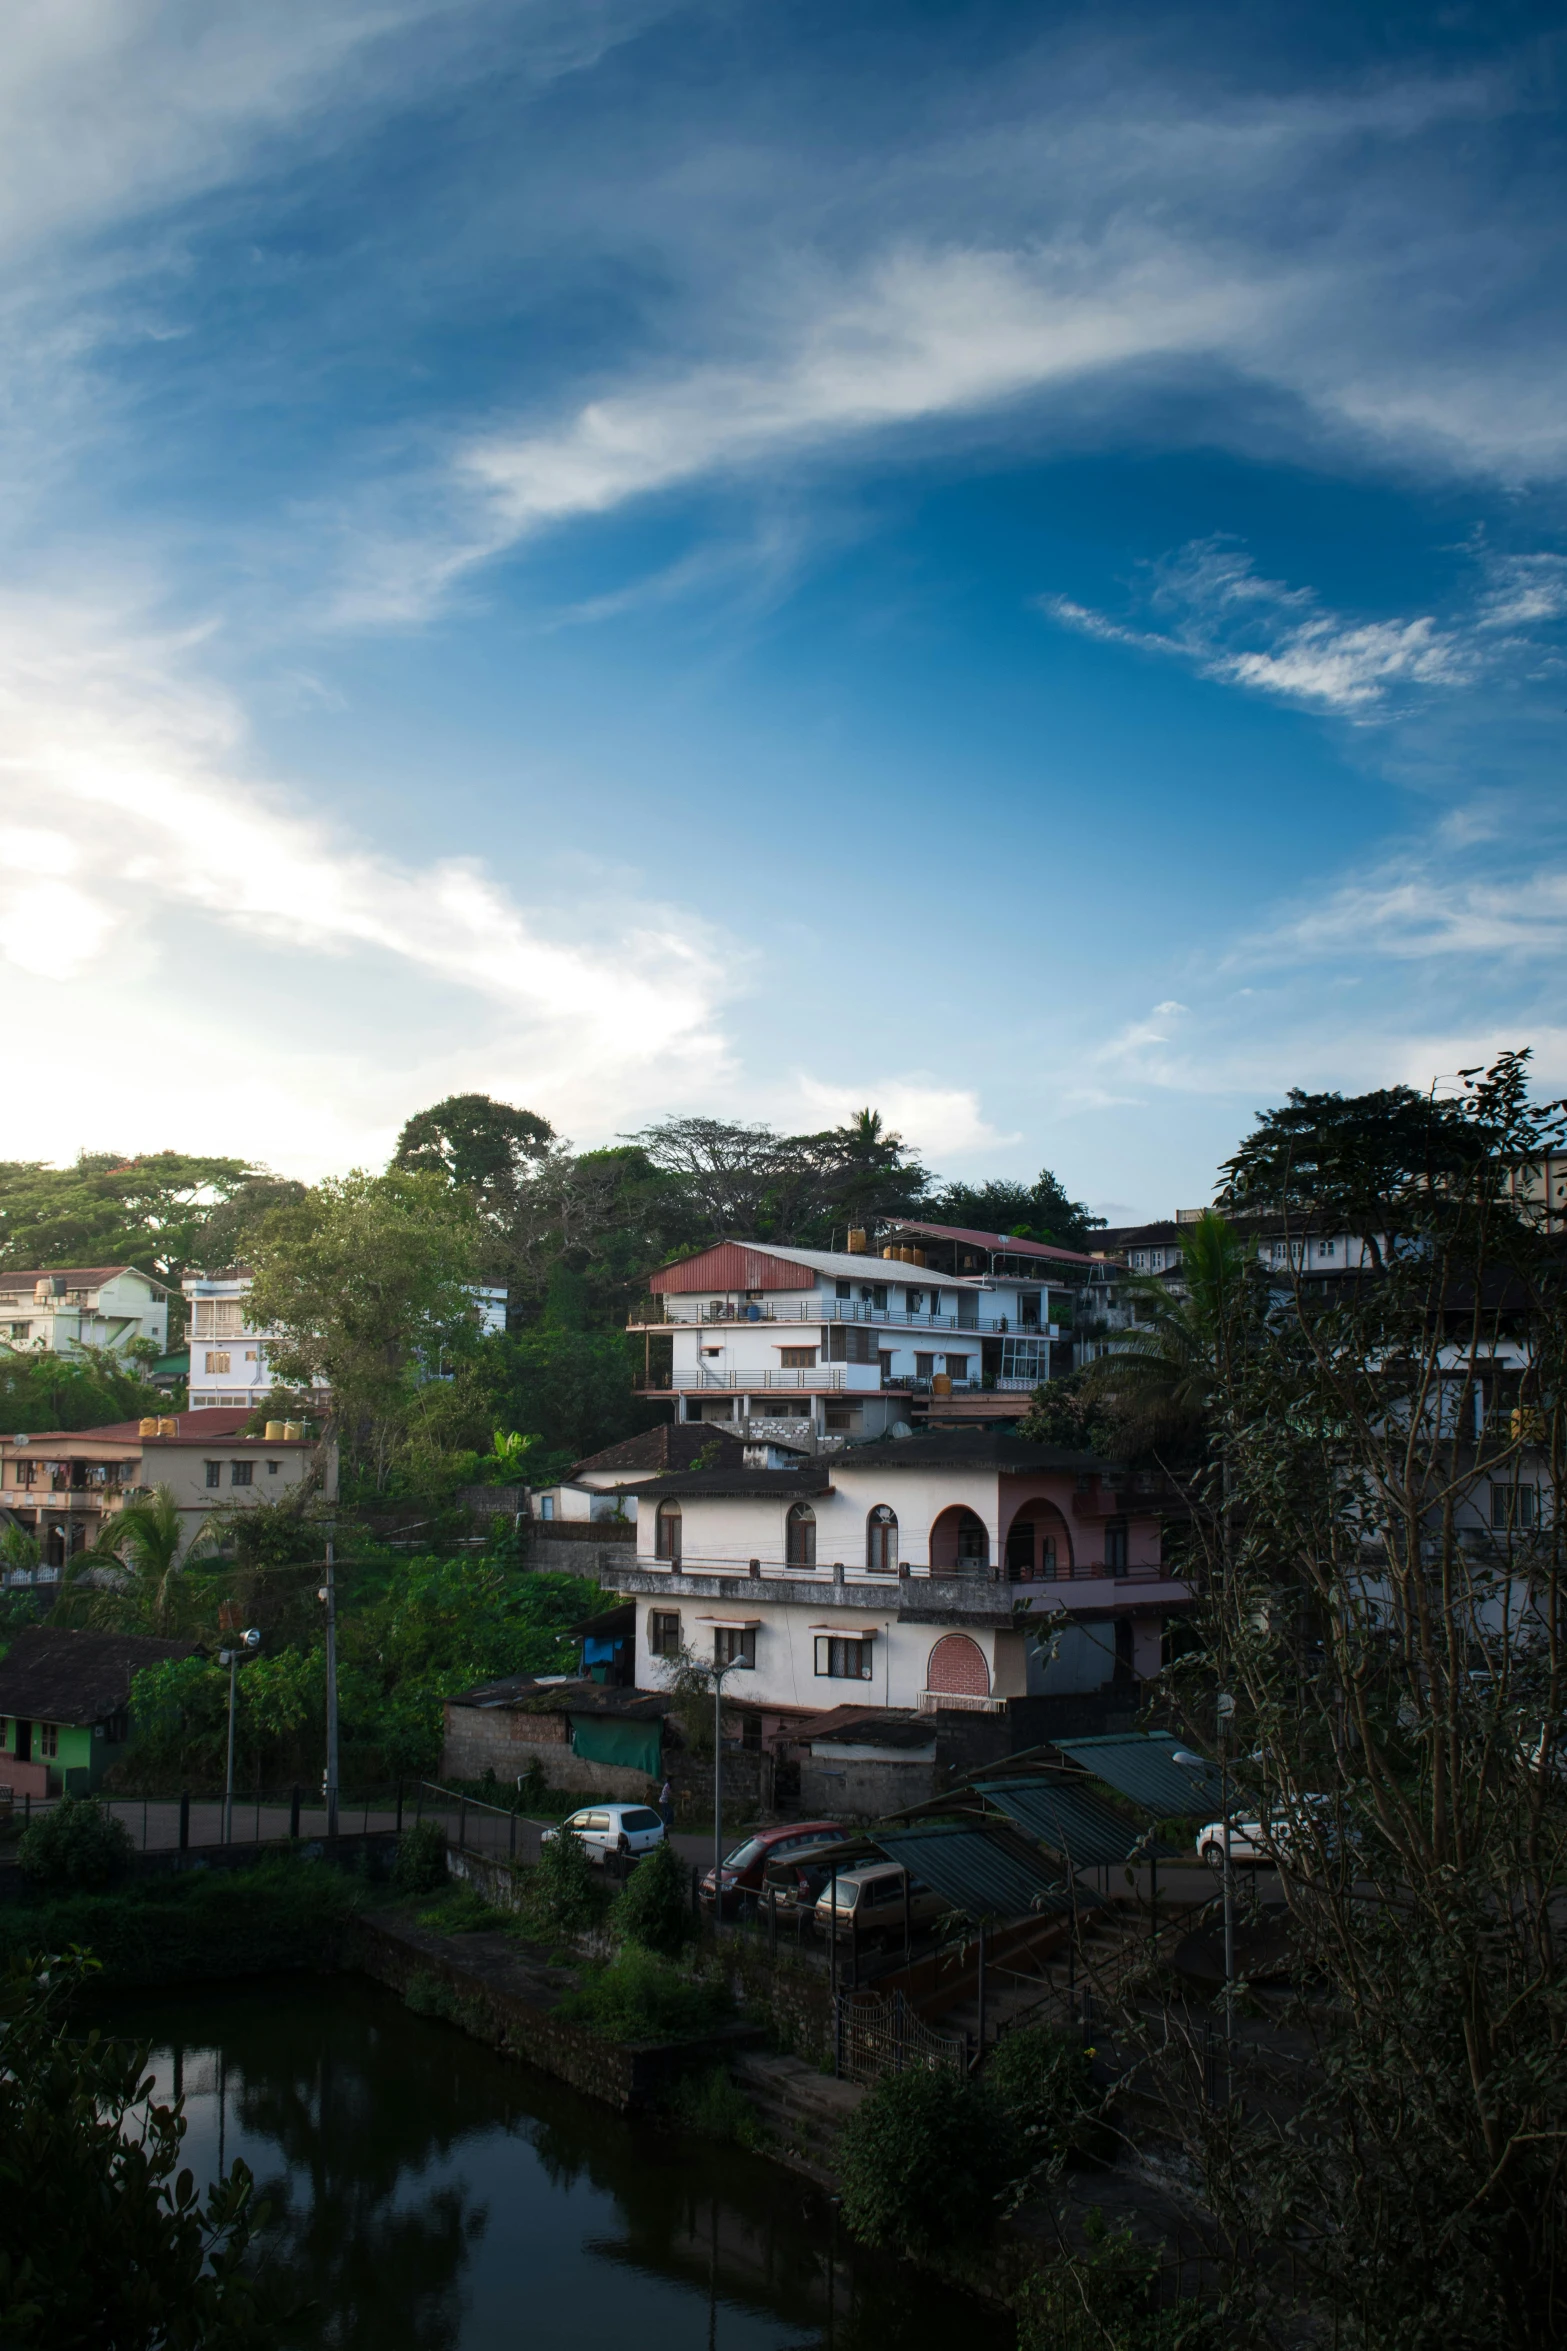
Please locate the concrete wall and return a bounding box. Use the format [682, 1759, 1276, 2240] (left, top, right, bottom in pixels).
[800, 1751, 938, 1819]
[524, 1527, 636, 1581]
[442, 1703, 661, 1799]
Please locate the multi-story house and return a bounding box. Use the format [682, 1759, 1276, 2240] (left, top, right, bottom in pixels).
[0, 1407, 336, 1573]
[628, 1224, 1096, 1442]
[183, 1270, 508, 1412]
[0, 1266, 168, 1360]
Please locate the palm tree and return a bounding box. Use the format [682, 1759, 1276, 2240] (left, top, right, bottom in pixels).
[1088, 1210, 1255, 1452]
[67, 1485, 213, 1636]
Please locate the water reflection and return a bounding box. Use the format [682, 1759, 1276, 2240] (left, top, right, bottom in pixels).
[102, 1977, 1011, 2351]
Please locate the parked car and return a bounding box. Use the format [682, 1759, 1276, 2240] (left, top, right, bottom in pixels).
[699, 1820, 849, 1914]
[761, 1836, 861, 1924]
[541, 1803, 666, 1863]
[1195, 1796, 1344, 1870]
[811, 1862, 953, 1948]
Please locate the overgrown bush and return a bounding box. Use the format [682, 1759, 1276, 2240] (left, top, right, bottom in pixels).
[666, 2063, 765, 2147]
[837, 2065, 1019, 2257]
[391, 1819, 449, 1897]
[0, 1856, 360, 1984]
[16, 1798, 134, 1893]
[556, 1946, 729, 2044]
[416, 1884, 510, 1935]
[1016, 2210, 1220, 2351]
[523, 1826, 601, 1940]
[612, 1835, 689, 1957]
[985, 2021, 1109, 2171]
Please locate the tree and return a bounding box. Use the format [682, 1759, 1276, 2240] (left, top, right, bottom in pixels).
[0, 1152, 271, 1285]
[246, 1170, 482, 1491]
[1080, 1209, 1256, 1455]
[837, 2066, 1018, 2255]
[1102, 1053, 1567, 2348]
[928, 1167, 1105, 1251]
[0, 1954, 271, 2348]
[0, 1345, 168, 1436]
[63, 1485, 214, 1637]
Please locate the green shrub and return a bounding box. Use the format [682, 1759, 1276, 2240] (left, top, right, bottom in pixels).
[16, 1798, 135, 1893]
[612, 1835, 689, 1957]
[416, 1884, 510, 1935]
[556, 1946, 730, 2044]
[984, 2021, 1109, 2169]
[523, 1825, 601, 1940]
[0, 1855, 359, 1984]
[838, 2065, 1019, 2256]
[1016, 2210, 1220, 2351]
[391, 1818, 449, 1896]
[666, 2063, 765, 2148]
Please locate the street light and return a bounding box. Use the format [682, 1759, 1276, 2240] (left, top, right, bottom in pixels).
[318, 1531, 339, 1837]
[709, 1653, 749, 1914]
[1174, 1727, 1235, 2082]
[218, 1628, 261, 1846]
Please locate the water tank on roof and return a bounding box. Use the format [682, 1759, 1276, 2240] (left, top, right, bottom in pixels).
[283, 1420, 305, 1441]
[846, 1228, 867, 1254]
[138, 1417, 159, 1437]
[264, 1420, 286, 1441]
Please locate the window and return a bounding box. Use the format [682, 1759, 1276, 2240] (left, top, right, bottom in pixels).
[204, 1461, 222, 1489]
[539, 1495, 555, 1520]
[39, 1723, 58, 1758]
[649, 1610, 682, 1657]
[878, 1352, 894, 1381]
[204, 1351, 232, 1374]
[871, 1285, 888, 1311]
[192, 1300, 246, 1339]
[1130, 1251, 1147, 1270]
[944, 1354, 970, 1379]
[782, 1500, 818, 1568]
[266, 1461, 280, 1476]
[906, 1288, 923, 1314]
[1491, 1484, 1537, 1530]
[230, 1460, 254, 1488]
[11, 1460, 34, 1488]
[825, 1325, 877, 1364]
[1105, 1519, 1128, 1575]
[655, 1499, 683, 1562]
[714, 1626, 756, 1669]
[915, 1353, 935, 1378]
[836, 1279, 852, 1300]
[8, 1322, 29, 1341]
[866, 1505, 898, 1574]
[815, 1635, 874, 1680]
[1041, 1535, 1058, 1579]
[955, 1509, 987, 1568]
[779, 1347, 817, 1369]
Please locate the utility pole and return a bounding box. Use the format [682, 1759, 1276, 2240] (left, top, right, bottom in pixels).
[710, 1655, 744, 1909]
[321, 1534, 339, 1837]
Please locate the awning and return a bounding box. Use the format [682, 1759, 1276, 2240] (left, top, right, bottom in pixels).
[977, 1775, 1177, 1865]
[1051, 1731, 1225, 1815]
[568, 1714, 662, 1777]
[697, 1616, 762, 1629]
[807, 1623, 877, 1637]
[872, 1820, 1074, 1923]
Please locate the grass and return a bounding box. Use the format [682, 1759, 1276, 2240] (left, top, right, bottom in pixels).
[555, 1945, 732, 2045]
[414, 1884, 515, 1935]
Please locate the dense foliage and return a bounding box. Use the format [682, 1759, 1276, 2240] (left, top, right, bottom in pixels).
[122, 1555, 598, 1787]
[0, 1857, 362, 1984]
[524, 1824, 603, 1940]
[612, 1835, 690, 1957]
[16, 1796, 134, 1892]
[837, 2066, 1019, 2255]
[0, 1345, 171, 1434]
[555, 1945, 728, 2043]
[984, 2020, 1107, 2172]
[0, 1954, 273, 2348]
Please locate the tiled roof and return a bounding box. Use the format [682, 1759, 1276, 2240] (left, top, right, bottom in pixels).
[888, 1221, 1099, 1267]
[0, 1628, 194, 1722]
[632, 1465, 833, 1500]
[569, 1424, 747, 1479]
[0, 1265, 157, 1289]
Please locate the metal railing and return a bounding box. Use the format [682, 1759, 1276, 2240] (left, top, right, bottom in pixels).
[668, 1368, 853, 1391]
[0, 1787, 404, 1852]
[641, 1302, 997, 1330]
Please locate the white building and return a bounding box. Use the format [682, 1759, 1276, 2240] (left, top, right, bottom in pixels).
[182, 1272, 508, 1412]
[599, 1427, 1189, 1744]
[0, 1266, 168, 1360]
[629, 1228, 1096, 1442]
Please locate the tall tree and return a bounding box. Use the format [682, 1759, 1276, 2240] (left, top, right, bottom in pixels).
[392, 1095, 553, 1208]
[927, 1167, 1104, 1251]
[0, 1153, 270, 1284]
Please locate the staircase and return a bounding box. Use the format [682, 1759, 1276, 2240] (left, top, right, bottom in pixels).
[730, 2050, 864, 2186]
[919, 1900, 1168, 2059]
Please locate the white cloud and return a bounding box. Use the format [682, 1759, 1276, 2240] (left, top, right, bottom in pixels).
[0, 598, 737, 1162]
[790, 1074, 1016, 1159]
[1257, 864, 1567, 963]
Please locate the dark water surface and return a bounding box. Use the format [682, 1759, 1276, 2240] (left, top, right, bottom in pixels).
[102, 1977, 1011, 2351]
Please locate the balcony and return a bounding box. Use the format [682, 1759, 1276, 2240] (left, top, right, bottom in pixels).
[662, 1368, 852, 1391]
[630, 1301, 1056, 1335]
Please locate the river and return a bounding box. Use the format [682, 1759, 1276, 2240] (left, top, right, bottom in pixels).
[105, 1976, 1013, 2351]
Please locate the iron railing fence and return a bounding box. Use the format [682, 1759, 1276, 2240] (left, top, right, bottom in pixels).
[0, 1786, 407, 1852]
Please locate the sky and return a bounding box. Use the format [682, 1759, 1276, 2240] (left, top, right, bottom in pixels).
[1, 1, 1564, 1222]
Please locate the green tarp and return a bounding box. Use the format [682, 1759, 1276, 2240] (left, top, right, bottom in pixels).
[568, 1715, 662, 1777]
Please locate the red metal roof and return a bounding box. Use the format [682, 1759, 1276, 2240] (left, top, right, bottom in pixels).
[0, 1409, 312, 1450]
[650, 1242, 817, 1294]
[889, 1221, 1098, 1267]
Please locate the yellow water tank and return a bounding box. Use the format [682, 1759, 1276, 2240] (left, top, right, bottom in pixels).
[846, 1228, 867, 1254]
[283, 1420, 305, 1441]
[264, 1419, 286, 1441]
[912, 1247, 926, 1267]
[882, 1246, 897, 1259]
[138, 1417, 159, 1437]
[157, 1416, 177, 1437]
[932, 1373, 952, 1396]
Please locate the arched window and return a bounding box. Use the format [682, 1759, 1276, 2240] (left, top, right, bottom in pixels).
[655, 1499, 682, 1563]
[866, 1504, 898, 1574]
[925, 1633, 990, 1698]
[786, 1500, 816, 1568]
[954, 1509, 988, 1570]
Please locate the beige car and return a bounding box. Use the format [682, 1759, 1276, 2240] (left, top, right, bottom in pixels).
[811, 1861, 952, 1947]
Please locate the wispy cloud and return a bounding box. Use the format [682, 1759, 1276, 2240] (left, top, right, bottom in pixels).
[1256, 862, 1567, 963]
[790, 1074, 1019, 1159]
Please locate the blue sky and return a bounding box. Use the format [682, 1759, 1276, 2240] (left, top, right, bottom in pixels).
[2, 1, 1564, 1219]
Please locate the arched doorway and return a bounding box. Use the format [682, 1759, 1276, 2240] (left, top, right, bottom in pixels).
[785, 1500, 816, 1567]
[1001, 1497, 1072, 1582]
[865, 1505, 898, 1574]
[925, 1633, 990, 1698]
[929, 1505, 990, 1574]
[655, 1499, 682, 1563]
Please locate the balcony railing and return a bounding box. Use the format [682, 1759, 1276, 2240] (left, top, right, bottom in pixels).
[665, 1368, 851, 1391]
[634, 1301, 1066, 1335]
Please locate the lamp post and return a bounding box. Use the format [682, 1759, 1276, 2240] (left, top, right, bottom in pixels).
[319, 1534, 339, 1837]
[710, 1653, 746, 1914]
[1174, 1724, 1235, 2080]
[219, 1629, 261, 1846]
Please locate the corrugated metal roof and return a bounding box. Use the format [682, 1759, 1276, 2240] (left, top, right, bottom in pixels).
[1051, 1731, 1225, 1814]
[976, 1775, 1177, 1864]
[872, 1820, 1073, 1922]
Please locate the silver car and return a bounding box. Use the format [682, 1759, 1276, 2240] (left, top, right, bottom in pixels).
[811, 1862, 952, 1947]
[540, 1803, 666, 1863]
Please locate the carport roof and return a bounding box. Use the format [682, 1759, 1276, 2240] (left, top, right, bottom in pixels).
[871, 1818, 1075, 1923]
[976, 1775, 1177, 1865]
[1050, 1731, 1225, 1814]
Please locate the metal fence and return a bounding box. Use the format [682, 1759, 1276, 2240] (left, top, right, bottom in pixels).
[835, 1986, 968, 2084]
[0, 1787, 405, 1853]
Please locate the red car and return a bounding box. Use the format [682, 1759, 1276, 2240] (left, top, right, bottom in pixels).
[699, 1820, 850, 1914]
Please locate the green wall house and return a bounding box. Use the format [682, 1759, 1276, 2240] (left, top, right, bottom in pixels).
[0, 1628, 193, 1797]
